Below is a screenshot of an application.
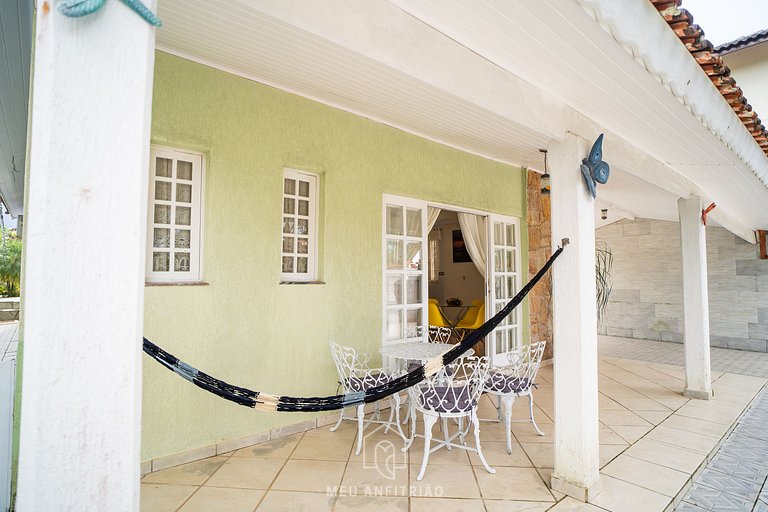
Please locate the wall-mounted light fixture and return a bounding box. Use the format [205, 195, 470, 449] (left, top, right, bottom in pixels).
[601, 208, 608, 220]
[539, 149, 550, 195]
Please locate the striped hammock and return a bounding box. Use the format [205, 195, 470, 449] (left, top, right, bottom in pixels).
[143, 246, 565, 412]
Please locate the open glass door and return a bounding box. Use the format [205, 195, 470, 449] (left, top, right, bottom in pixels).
[382, 195, 428, 346]
[487, 215, 522, 366]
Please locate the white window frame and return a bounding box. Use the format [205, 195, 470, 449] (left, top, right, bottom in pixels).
[280, 168, 319, 282]
[146, 146, 205, 283]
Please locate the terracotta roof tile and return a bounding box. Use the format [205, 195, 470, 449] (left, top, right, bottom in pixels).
[650, 0, 768, 157]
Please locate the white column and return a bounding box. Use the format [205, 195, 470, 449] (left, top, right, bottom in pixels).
[17, 3, 156, 510]
[549, 134, 601, 501]
[678, 196, 713, 400]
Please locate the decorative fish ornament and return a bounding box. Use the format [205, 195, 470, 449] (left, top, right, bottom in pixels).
[580, 134, 610, 198]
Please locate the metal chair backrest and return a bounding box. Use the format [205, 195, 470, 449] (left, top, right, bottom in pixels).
[409, 356, 490, 414]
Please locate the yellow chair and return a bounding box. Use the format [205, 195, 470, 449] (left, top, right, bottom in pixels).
[428, 298, 439, 304]
[428, 302, 450, 328]
[456, 299, 484, 329]
[456, 304, 485, 341]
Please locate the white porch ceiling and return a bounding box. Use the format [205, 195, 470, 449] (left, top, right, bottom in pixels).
[154, 0, 768, 240]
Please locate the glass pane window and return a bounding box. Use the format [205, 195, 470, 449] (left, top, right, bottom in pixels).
[281, 169, 319, 282]
[146, 147, 203, 282]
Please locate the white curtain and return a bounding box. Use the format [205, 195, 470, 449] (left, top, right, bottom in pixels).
[427, 207, 441, 232]
[458, 213, 487, 278]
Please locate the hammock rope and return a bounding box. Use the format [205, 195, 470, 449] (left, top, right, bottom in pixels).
[143, 245, 565, 412]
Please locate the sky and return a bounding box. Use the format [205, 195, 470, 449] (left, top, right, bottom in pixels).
[682, 0, 768, 46]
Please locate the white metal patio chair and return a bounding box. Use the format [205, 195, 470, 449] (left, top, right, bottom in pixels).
[404, 356, 495, 480]
[329, 342, 406, 455]
[483, 340, 547, 454]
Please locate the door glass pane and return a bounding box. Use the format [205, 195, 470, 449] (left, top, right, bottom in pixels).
[282, 256, 293, 273]
[406, 276, 421, 304]
[154, 205, 170, 224]
[297, 238, 308, 254]
[283, 218, 295, 234]
[298, 200, 309, 216]
[386, 310, 403, 340]
[407, 242, 422, 270]
[506, 250, 516, 272]
[153, 228, 170, 248]
[386, 275, 403, 305]
[177, 183, 192, 203]
[297, 218, 308, 235]
[507, 277, 516, 299]
[506, 224, 516, 247]
[297, 257, 308, 274]
[282, 236, 294, 253]
[284, 178, 295, 195]
[175, 229, 191, 249]
[386, 240, 403, 269]
[494, 222, 503, 244]
[152, 252, 169, 272]
[495, 276, 504, 298]
[155, 181, 171, 201]
[386, 206, 403, 236]
[156, 157, 172, 178]
[495, 329, 507, 355]
[177, 161, 193, 180]
[174, 252, 191, 272]
[406, 309, 421, 337]
[406, 208, 421, 237]
[284, 198, 295, 214]
[494, 249, 504, 273]
[509, 328, 518, 348]
[175, 206, 191, 226]
[298, 180, 310, 197]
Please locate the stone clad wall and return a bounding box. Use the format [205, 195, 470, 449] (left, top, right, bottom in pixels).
[527, 171, 553, 359]
[597, 218, 768, 352]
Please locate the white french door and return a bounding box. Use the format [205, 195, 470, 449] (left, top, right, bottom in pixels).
[487, 215, 522, 367]
[382, 195, 428, 345]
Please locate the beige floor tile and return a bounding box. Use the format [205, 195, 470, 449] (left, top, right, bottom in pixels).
[602, 455, 690, 497]
[623, 439, 705, 473]
[547, 496, 606, 511]
[407, 437, 472, 466]
[599, 410, 652, 427]
[335, 495, 408, 511]
[643, 426, 718, 454]
[661, 413, 730, 438]
[599, 444, 627, 468]
[484, 499, 552, 511]
[178, 486, 264, 512]
[257, 490, 333, 512]
[599, 425, 630, 445]
[654, 397, 689, 410]
[142, 456, 228, 486]
[357, 429, 410, 462]
[305, 420, 358, 437]
[340, 462, 409, 496]
[609, 425, 653, 444]
[411, 497, 484, 512]
[205, 457, 285, 489]
[468, 440, 532, 467]
[475, 466, 554, 501]
[140, 483, 197, 512]
[511, 422, 554, 443]
[271, 459, 346, 493]
[590, 475, 672, 512]
[232, 433, 302, 459]
[290, 431, 354, 461]
[631, 410, 671, 425]
[674, 403, 738, 425]
[613, 397, 671, 412]
[520, 442, 554, 469]
[409, 464, 480, 498]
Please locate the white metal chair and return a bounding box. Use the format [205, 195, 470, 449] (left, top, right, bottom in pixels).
[483, 340, 547, 454]
[404, 356, 495, 480]
[329, 342, 406, 455]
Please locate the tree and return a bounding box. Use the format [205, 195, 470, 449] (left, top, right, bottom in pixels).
[0, 230, 21, 297]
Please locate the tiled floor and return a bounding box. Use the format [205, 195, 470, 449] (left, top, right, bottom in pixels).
[0, 321, 18, 362]
[141, 353, 767, 512]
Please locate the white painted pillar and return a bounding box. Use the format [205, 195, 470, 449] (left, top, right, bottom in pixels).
[549, 134, 601, 501]
[678, 196, 713, 400]
[17, 3, 156, 510]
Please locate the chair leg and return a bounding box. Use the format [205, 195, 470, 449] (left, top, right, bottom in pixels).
[496, 394, 502, 421]
[330, 409, 344, 432]
[442, 417, 451, 451]
[402, 402, 417, 452]
[501, 395, 515, 454]
[528, 392, 545, 436]
[392, 393, 406, 441]
[471, 410, 495, 474]
[402, 393, 411, 424]
[417, 414, 438, 481]
[458, 417, 466, 446]
[355, 404, 365, 456]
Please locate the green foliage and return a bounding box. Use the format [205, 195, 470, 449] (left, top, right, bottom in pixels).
[0, 230, 21, 297]
[595, 240, 613, 325]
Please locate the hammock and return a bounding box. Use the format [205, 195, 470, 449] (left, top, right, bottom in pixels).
[143, 245, 565, 412]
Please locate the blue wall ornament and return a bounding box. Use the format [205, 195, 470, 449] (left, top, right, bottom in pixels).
[580, 134, 610, 198]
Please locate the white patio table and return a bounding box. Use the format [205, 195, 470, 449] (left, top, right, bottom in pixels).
[379, 342, 474, 363]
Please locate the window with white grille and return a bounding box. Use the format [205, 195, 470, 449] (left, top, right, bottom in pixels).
[146, 147, 204, 282]
[281, 169, 318, 282]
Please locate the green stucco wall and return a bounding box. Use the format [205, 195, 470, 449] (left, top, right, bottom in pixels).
[143, 52, 528, 461]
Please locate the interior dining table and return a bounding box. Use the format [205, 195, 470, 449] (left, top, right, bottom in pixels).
[437, 304, 477, 328]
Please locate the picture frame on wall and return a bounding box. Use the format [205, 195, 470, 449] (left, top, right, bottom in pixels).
[452, 229, 472, 263]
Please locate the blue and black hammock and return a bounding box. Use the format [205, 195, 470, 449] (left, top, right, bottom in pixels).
[142, 246, 565, 412]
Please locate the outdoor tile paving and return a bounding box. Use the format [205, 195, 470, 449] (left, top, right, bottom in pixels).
[140, 341, 768, 512]
[0, 321, 18, 362]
